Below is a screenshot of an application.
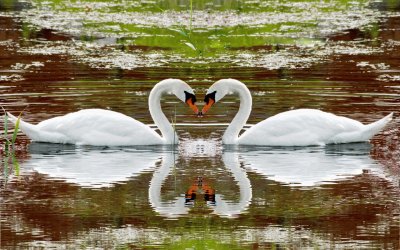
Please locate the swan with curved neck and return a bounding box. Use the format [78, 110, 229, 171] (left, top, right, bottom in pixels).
[7, 79, 198, 146]
[201, 79, 393, 146]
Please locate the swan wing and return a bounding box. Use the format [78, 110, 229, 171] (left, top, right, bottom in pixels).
[35, 109, 163, 145]
[238, 109, 365, 146]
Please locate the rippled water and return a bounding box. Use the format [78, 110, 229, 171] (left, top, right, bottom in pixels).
[1, 0, 400, 249]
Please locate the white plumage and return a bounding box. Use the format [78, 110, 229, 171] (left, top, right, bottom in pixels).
[8, 109, 163, 145]
[202, 79, 393, 146]
[7, 79, 197, 146]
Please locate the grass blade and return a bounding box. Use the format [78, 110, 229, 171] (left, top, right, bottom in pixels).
[4, 112, 8, 138]
[4, 155, 9, 182]
[11, 114, 21, 145]
[5, 139, 9, 156]
[171, 106, 177, 145]
[189, 0, 193, 33]
[12, 153, 20, 176]
[154, 4, 164, 12]
[184, 42, 197, 51]
[169, 28, 188, 37]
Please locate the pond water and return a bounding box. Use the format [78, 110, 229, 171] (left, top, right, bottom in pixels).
[1, 0, 399, 249]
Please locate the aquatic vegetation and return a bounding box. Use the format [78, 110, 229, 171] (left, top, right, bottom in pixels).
[8, 0, 393, 70]
[1, 110, 21, 182]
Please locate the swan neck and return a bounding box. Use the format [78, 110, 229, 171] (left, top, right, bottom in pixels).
[149, 83, 177, 144]
[223, 82, 252, 144]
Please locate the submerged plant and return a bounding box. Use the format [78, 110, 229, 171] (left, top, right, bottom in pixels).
[1, 110, 21, 182]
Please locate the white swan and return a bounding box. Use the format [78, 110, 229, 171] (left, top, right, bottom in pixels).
[7, 79, 198, 146]
[201, 79, 393, 146]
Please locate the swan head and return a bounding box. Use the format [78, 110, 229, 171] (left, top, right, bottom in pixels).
[184, 90, 198, 114]
[201, 79, 240, 115]
[163, 79, 198, 114]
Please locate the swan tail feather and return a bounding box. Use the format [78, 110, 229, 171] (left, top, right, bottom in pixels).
[6, 112, 40, 140]
[362, 112, 393, 140]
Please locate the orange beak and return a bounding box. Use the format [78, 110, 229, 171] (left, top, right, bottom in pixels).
[201, 98, 214, 115]
[186, 98, 199, 114]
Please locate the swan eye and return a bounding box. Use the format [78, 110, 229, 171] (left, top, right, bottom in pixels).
[184, 91, 197, 103]
[204, 91, 216, 104]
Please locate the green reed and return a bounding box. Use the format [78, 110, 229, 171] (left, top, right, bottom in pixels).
[165, 0, 202, 56]
[189, 0, 193, 33]
[171, 105, 177, 146]
[1, 111, 21, 181]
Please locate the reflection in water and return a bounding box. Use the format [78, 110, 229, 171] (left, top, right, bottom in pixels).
[148, 148, 252, 218]
[3, 140, 398, 248]
[22, 143, 166, 188]
[185, 177, 216, 206]
[215, 151, 252, 217]
[21, 143, 253, 218]
[21, 142, 390, 218]
[230, 143, 386, 187]
[148, 152, 189, 217]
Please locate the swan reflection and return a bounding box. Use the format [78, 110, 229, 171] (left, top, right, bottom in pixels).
[149, 143, 385, 218]
[148, 150, 252, 218]
[22, 142, 387, 218]
[229, 143, 385, 187]
[23, 143, 169, 188]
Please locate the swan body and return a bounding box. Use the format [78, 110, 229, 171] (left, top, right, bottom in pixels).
[237, 108, 392, 146]
[7, 79, 198, 146]
[8, 109, 164, 145]
[202, 79, 393, 146]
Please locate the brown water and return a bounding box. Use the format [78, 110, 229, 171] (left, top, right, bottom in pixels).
[1, 1, 400, 249]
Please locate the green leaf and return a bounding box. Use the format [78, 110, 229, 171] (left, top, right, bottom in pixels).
[189, 0, 193, 32]
[12, 153, 20, 176]
[12, 114, 21, 145]
[5, 139, 9, 155]
[168, 28, 188, 37]
[184, 42, 197, 51]
[154, 4, 164, 12]
[4, 155, 9, 180]
[4, 112, 8, 138]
